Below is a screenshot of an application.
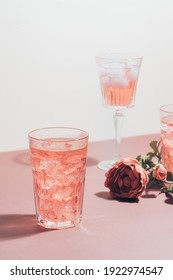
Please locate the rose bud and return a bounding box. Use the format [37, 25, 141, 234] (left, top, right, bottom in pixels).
[152, 164, 167, 181]
[104, 158, 149, 199]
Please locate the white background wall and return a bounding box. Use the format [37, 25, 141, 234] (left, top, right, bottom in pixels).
[0, 0, 172, 151]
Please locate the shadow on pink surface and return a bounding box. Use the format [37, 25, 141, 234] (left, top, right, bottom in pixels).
[12, 151, 31, 166]
[141, 180, 159, 199]
[0, 214, 50, 241]
[95, 191, 139, 203]
[142, 180, 173, 205]
[163, 194, 173, 205]
[86, 157, 100, 166]
[96, 186, 173, 205]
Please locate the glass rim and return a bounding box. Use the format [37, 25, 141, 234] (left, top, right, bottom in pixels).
[160, 104, 173, 114]
[95, 52, 143, 60]
[28, 126, 89, 142]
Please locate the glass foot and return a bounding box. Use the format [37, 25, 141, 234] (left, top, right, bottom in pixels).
[97, 160, 116, 171]
[37, 215, 81, 229]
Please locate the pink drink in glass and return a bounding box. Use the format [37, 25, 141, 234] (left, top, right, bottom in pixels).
[29, 128, 88, 229]
[95, 54, 142, 171]
[161, 114, 173, 173]
[99, 63, 139, 108]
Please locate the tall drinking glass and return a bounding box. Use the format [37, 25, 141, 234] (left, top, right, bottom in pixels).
[160, 104, 173, 174]
[29, 127, 88, 229]
[95, 53, 143, 170]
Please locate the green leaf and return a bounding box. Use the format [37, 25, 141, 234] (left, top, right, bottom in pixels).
[136, 155, 142, 161]
[167, 172, 173, 181]
[136, 155, 144, 167]
[167, 185, 173, 192]
[149, 140, 159, 154]
[165, 192, 173, 199]
[146, 152, 155, 161]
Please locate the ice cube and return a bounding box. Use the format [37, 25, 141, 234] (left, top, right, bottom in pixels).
[65, 155, 84, 171]
[100, 75, 110, 86]
[39, 173, 56, 190]
[53, 183, 73, 201]
[111, 76, 129, 87]
[40, 159, 53, 170]
[38, 188, 52, 199]
[64, 186, 73, 201]
[99, 62, 125, 77]
[64, 206, 75, 220]
[126, 66, 139, 81]
[53, 192, 64, 201]
[39, 198, 52, 211]
[107, 66, 124, 77]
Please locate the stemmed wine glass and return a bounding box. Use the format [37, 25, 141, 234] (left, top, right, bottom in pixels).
[95, 53, 143, 171]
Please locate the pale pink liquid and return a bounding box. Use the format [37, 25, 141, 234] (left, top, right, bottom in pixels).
[99, 65, 138, 107]
[161, 115, 173, 173]
[30, 141, 87, 229]
[102, 80, 137, 107]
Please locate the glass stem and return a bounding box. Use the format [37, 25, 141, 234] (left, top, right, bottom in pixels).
[113, 109, 124, 160]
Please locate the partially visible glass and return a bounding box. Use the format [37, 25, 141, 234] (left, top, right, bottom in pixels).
[160, 104, 173, 173]
[95, 53, 143, 170]
[28, 127, 88, 229]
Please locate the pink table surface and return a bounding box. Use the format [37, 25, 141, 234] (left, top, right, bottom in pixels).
[0, 133, 173, 260]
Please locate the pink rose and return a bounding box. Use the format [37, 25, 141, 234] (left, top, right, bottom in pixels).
[104, 158, 149, 199]
[152, 164, 167, 181]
